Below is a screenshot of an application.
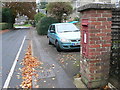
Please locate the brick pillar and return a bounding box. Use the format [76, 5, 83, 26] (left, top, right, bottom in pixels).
[78, 3, 115, 88]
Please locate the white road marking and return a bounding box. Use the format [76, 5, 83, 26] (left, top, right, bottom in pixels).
[3, 36, 26, 88]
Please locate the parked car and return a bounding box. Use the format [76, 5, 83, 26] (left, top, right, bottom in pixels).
[47, 23, 80, 52]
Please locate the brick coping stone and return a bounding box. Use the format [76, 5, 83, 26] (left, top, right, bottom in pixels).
[78, 3, 116, 12]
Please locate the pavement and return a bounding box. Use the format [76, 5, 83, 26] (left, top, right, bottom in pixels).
[30, 28, 87, 88]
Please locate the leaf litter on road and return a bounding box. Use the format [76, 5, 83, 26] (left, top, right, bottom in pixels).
[19, 44, 42, 88]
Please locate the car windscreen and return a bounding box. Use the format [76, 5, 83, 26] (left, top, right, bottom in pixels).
[56, 24, 79, 33]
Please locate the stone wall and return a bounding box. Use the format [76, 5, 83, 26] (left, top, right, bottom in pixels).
[109, 7, 120, 89]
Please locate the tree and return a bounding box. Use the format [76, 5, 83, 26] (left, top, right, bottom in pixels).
[46, 2, 73, 22]
[37, 2, 48, 9]
[34, 12, 46, 25]
[2, 2, 36, 20]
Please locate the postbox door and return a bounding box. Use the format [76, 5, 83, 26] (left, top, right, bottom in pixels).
[82, 30, 88, 56]
[81, 19, 89, 57]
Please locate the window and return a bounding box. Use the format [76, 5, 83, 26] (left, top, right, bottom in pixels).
[51, 25, 55, 31]
[49, 25, 52, 30]
[49, 25, 56, 33]
[57, 24, 79, 33]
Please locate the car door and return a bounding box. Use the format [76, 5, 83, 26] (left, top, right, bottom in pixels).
[48, 25, 53, 43]
[50, 25, 56, 44]
[48, 25, 56, 44]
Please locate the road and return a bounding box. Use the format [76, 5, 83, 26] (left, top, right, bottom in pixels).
[31, 30, 80, 88]
[1, 28, 80, 88]
[2, 29, 30, 88]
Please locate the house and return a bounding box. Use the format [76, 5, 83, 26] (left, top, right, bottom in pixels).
[15, 15, 28, 25]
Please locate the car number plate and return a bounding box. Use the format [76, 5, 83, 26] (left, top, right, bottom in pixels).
[73, 43, 80, 46]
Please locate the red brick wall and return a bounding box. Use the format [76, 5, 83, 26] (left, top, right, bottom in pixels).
[80, 10, 112, 88]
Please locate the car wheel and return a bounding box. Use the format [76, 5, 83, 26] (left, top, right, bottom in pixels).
[56, 41, 62, 52]
[49, 39, 52, 45]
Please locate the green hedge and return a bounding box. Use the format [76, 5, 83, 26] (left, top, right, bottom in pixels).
[2, 8, 14, 29]
[0, 23, 9, 30]
[0, 23, 13, 30]
[36, 17, 58, 35]
[2, 8, 15, 24]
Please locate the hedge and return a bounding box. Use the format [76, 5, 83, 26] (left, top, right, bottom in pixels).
[2, 8, 14, 29]
[2, 8, 15, 24]
[0, 23, 9, 30]
[36, 17, 58, 35]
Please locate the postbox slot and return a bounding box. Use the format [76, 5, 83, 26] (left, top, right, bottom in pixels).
[82, 23, 88, 26]
[82, 19, 88, 26]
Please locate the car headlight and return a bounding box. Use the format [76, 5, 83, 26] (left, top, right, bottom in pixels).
[60, 38, 70, 43]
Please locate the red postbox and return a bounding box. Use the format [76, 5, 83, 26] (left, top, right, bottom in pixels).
[81, 19, 89, 57]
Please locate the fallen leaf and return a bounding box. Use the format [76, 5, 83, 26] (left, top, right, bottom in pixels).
[35, 85, 39, 88]
[43, 80, 46, 83]
[52, 86, 55, 88]
[52, 78, 55, 80]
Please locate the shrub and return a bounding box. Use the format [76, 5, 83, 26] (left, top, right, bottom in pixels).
[2, 8, 15, 23]
[24, 20, 29, 24]
[29, 20, 35, 27]
[36, 17, 58, 35]
[74, 17, 79, 21]
[0, 23, 9, 30]
[2, 8, 15, 29]
[34, 12, 46, 25]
